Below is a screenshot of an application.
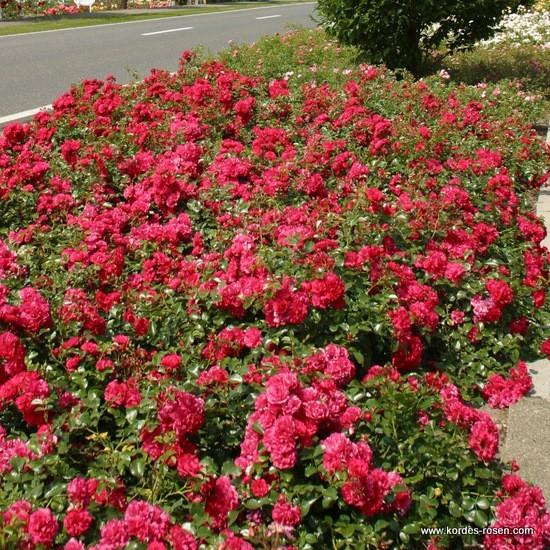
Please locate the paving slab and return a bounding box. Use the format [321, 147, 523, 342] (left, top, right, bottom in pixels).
[529, 359, 550, 400]
[502, 398, 550, 501]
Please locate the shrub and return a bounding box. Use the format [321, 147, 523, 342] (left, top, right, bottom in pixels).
[446, 42, 550, 101]
[476, 6, 550, 47]
[315, 0, 535, 75]
[0, 30, 549, 549]
[217, 29, 360, 88]
[444, 7, 550, 100]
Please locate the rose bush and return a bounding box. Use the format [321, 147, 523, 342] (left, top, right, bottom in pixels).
[0, 29, 549, 549]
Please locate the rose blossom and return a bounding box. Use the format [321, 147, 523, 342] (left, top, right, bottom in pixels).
[28, 508, 58, 547]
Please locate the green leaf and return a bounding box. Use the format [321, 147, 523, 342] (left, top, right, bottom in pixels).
[30, 483, 44, 499]
[130, 459, 146, 478]
[301, 496, 320, 516]
[476, 498, 490, 510]
[118, 452, 132, 464]
[245, 499, 262, 510]
[304, 465, 317, 478]
[473, 509, 488, 528]
[221, 461, 241, 476]
[126, 408, 138, 423]
[322, 496, 335, 509]
[447, 469, 459, 481]
[462, 496, 476, 510]
[44, 483, 65, 499]
[402, 523, 420, 534]
[351, 349, 365, 364]
[335, 524, 356, 537]
[449, 501, 462, 518]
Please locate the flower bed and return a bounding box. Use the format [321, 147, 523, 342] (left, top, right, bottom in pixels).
[93, 0, 176, 8]
[0, 1, 79, 19]
[0, 30, 549, 549]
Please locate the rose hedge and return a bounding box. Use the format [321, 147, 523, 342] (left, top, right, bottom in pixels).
[0, 30, 549, 549]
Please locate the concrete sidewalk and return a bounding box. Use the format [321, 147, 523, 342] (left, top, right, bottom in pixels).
[493, 132, 550, 500]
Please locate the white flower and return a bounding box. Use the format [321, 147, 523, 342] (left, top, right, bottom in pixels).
[476, 7, 550, 47]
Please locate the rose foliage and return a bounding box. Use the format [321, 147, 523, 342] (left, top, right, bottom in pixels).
[0, 30, 549, 550]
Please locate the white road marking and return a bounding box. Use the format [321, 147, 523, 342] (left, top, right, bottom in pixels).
[0, 69, 180, 125]
[142, 26, 193, 36]
[0, 3, 314, 122]
[256, 14, 281, 19]
[0, 104, 52, 125]
[0, 3, 315, 39]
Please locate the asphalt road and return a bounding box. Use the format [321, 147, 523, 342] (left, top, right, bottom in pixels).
[0, 3, 317, 121]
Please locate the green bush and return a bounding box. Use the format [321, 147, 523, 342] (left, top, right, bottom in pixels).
[447, 42, 550, 101]
[217, 28, 360, 88]
[316, 0, 535, 75]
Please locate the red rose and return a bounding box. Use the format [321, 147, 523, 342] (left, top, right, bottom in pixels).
[469, 419, 499, 462]
[272, 496, 301, 527]
[0, 331, 26, 384]
[28, 508, 58, 547]
[63, 508, 92, 537]
[161, 353, 182, 371]
[265, 283, 309, 327]
[486, 279, 513, 307]
[250, 478, 270, 498]
[203, 476, 239, 531]
[308, 272, 346, 309]
[17, 287, 52, 333]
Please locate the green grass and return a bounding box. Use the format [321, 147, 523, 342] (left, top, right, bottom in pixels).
[0, 1, 309, 36]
